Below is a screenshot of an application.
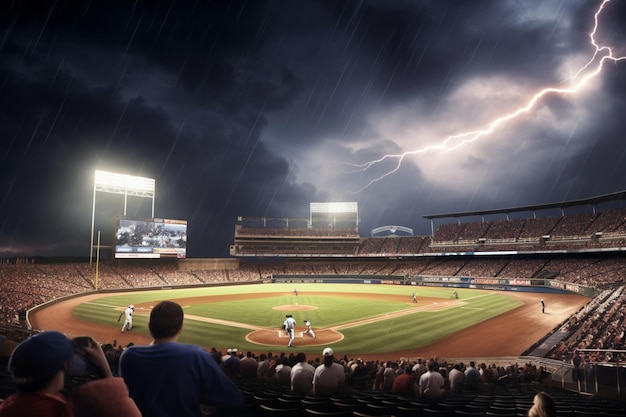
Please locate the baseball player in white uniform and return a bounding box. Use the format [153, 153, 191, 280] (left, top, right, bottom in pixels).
[118, 305, 135, 332]
[303, 319, 316, 339]
[283, 314, 296, 347]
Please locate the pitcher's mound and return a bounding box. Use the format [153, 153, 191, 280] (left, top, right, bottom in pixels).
[247, 328, 343, 347]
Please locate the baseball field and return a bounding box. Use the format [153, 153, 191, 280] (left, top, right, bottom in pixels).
[28, 283, 589, 360]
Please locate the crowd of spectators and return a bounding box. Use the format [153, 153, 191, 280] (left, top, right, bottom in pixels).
[5, 322, 623, 416]
[1, 266, 625, 414]
[3, 253, 626, 326]
[357, 207, 626, 255]
[548, 286, 626, 363]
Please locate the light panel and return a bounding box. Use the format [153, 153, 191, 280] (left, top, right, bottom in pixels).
[310, 202, 358, 213]
[95, 170, 155, 194]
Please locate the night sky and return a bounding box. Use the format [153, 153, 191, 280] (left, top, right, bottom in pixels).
[1, 0, 625, 258]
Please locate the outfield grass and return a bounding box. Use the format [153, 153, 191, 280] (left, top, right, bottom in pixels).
[72, 283, 522, 354]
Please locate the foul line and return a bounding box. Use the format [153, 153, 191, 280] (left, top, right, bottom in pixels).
[183, 314, 260, 330]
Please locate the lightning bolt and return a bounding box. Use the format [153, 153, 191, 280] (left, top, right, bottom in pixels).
[347, 0, 626, 193]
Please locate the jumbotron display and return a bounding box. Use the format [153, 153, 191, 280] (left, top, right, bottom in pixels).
[115, 217, 187, 258]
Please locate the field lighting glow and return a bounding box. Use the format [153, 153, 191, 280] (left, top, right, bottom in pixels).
[90, 170, 157, 264]
[310, 202, 358, 214]
[94, 170, 155, 195]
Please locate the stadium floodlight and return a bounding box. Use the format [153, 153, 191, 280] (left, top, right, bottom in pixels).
[309, 202, 358, 230]
[310, 202, 358, 213]
[94, 170, 155, 196]
[90, 170, 156, 264]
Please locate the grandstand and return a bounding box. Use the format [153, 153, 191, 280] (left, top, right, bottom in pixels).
[2, 193, 626, 409]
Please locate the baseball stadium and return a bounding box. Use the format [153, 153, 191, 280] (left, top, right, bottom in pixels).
[1, 172, 626, 416]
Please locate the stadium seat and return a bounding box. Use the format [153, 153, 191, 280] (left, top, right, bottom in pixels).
[380, 399, 410, 407]
[305, 409, 352, 417]
[463, 404, 488, 413]
[301, 398, 333, 412]
[277, 397, 301, 407]
[364, 403, 393, 415]
[454, 411, 485, 416]
[422, 408, 456, 417]
[352, 411, 390, 417]
[392, 405, 422, 417]
[333, 401, 365, 413]
[259, 404, 304, 417]
[253, 395, 282, 408]
[487, 406, 517, 414]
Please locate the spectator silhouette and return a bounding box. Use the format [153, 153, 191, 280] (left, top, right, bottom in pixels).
[119, 300, 243, 417]
[0, 331, 140, 417]
[313, 347, 346, 397]
[418, 361, 445, 402]
[528, 391, 557, 417]
[290, 352, 315, 395]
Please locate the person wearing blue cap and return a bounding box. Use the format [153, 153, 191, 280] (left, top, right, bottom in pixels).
[0, 331, 140, 417]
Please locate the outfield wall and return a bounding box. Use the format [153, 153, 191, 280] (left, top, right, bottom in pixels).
[271, 274, 593, 296]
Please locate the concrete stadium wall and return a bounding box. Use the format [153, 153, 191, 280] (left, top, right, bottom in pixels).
[271, 274, 584, 295]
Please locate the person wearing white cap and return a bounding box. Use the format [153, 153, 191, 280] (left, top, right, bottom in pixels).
[119, 305, 135, 332]
[223, 349, 240, 378]
[312, 347, 345, 397]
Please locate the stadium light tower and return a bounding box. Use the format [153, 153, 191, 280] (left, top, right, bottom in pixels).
[90, 170, 156, 264]
[309, 202, 359, 230]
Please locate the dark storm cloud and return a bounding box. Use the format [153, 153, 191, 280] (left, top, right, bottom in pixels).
[0, 0, 311, 256]
[1, 0, 625, 257]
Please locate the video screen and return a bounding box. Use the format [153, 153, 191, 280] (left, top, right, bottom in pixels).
[115, 218, 187, 259]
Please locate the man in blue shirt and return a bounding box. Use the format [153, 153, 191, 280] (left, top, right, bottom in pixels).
[119, 300, 243, 417]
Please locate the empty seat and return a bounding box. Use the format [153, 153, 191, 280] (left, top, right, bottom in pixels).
[260, 404, 304, 417]
[352, 411, 390, 417]
[392, 406, 422, 417]
[423, 408, 456, 417]
[333, 402, 365, 413]
[364, 403, 393, 415]
[305, 409, 352, 417]
[301, 398, 333, 412]
[454, 411, 485, 416]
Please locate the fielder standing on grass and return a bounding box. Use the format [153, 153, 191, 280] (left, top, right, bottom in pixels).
[118, 305, 135, 332]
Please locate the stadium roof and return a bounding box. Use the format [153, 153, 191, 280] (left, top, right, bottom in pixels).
[422, 190, 626, 220]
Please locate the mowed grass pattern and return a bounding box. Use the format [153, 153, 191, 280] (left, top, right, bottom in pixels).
[72, 283, 522, 354]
